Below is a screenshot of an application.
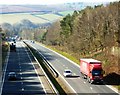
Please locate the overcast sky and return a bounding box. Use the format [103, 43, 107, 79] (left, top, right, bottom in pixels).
[0, 0, 118, 5]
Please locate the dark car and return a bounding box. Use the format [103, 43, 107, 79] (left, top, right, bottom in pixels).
[8, 72, 17, 80]
[10, 43, 16, 52]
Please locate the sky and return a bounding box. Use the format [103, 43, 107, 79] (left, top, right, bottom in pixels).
[0, 0, 119, 5]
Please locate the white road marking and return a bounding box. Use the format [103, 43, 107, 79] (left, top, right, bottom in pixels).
[37, 47, 77, 94]
[21, 42, 46, 93]
[90, 87, 93, 90]
[20, 73, 22, 75]
[73, 73, 76, 75]
[29, 42, 77, 94]
[0, 52, 10, 95]
[22, 88, 24, 91]
[84, 81, 86, 84]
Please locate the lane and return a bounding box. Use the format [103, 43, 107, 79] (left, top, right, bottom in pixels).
[25, 40, 119, 94]
[2, 41, 45, 95]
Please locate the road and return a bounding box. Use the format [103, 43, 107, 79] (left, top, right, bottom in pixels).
[25, 40, 119, 95]
[1, 41, 54, 95]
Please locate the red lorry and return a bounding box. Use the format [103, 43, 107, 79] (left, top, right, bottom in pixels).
[80, 58, 104, 84]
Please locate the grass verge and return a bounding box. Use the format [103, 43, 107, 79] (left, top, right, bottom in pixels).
[46, 46, 79, 64]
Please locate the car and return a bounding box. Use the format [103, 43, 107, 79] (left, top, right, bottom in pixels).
[31, 40, 35, 43]
[10, 43, 16, 52]
[8, 72, 17, 80]
[63, 69, 72, 77]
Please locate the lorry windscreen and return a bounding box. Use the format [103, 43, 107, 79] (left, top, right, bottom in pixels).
[92, 70, 102, 76]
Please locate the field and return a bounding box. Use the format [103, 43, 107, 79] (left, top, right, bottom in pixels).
[0, 10, 74, 25]
[0, 13, 49, 24]
[35, 13, 62, 22]
[0, 13, 62, 25]
[58, 11, 74, 16]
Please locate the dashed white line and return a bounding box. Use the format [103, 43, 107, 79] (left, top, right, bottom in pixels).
[73, 73, 76, 75]
[90, 87, 93, 90]
[84, 81, 86, 84]
[20, 73, 22, 75]
[22, 88, 24, 91]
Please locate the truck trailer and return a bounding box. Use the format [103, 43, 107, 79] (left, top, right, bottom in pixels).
[80, 58, 104, 84]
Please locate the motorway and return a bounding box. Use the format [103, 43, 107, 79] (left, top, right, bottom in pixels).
[1, 41, 54, 95]
[25, 40, 119, 95]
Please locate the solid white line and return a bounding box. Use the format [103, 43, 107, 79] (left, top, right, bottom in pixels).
[21, 42, 46, 93]
[25, 40, 77, 94]
[26, 44, 58, 94]
[0, 52, 10, 95]
[37, 42, 80, 68]
[106, 85, 119, 94]
[36, 41, 120, 94]
[38, 51, 77, 94]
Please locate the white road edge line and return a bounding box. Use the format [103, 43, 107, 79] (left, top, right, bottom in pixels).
[0, 51, 10, 95]
[38, 51, 77, 94]
[21, 42, 47, 94]
[36, 41, 120, 94]
[106, 85, 119, 94]
[26, 44, 59, 94]
[25, 40, 77, 94]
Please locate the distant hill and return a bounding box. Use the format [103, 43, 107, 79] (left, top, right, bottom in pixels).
[0, 2, 105, 14]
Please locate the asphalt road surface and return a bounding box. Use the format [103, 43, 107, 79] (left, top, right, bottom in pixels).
[2, 41, 46, 95]
[25, 40, 119, 95]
